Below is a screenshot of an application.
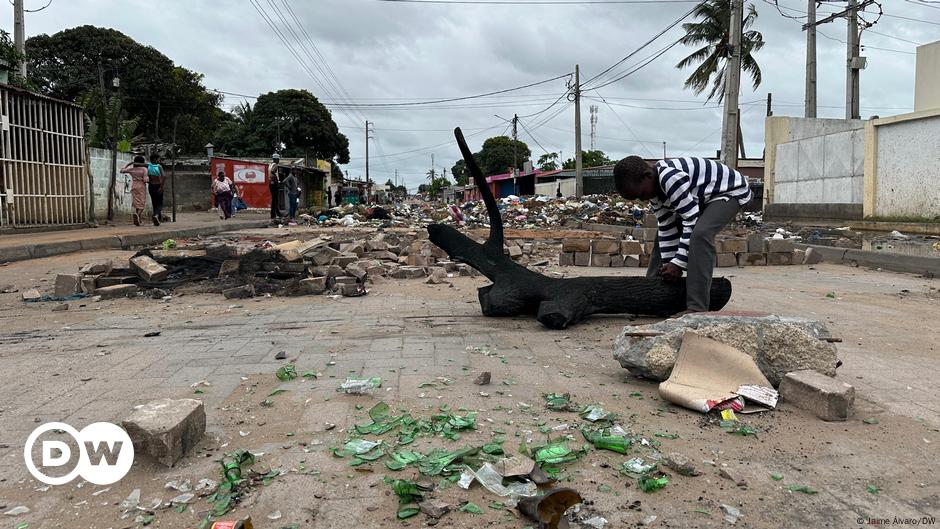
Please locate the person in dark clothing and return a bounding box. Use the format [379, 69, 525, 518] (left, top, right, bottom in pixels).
[268, 154, 282, 219]
[326, 186, 333, 208]
[284, 169, 301, 219]
[147, 154, 165, 226]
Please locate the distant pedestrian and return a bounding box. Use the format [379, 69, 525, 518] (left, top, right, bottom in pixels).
[268, 153, 282, 219]
[212, 170, 234, 220]
[147, 153, 165, 226]
[556, 184, 562, 198]
[120, 155, 149, 226]
[284, 168, 301, 219]
[326, 186, 333, 208]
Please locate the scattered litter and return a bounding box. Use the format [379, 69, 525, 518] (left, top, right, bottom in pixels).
[867, 485, 881, 494]
[581, 428, 632, 454]
[3, 506, 29, 516]
[275, 364, 297, 381]
[621, 458, 656, 476]
[387, 478, 424, 519]
[517, 488, 582, 529]
[544, 393, 579, 412]
[787, 484, 818, 494]
[583, 515, 608, 528]
[720, 504, 741, 524]
[339, 377, 382, 394]
[579, 405, 613, 422]
[638, 474, 669, 493]
[459, 502, 484, 515]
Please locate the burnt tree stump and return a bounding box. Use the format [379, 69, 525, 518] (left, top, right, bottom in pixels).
[427, 128, 732, 329]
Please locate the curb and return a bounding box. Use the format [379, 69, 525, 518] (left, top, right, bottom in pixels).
[0, 219, 271, 264]
[795, 243, 940, 276]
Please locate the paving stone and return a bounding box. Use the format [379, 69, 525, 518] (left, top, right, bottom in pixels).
[747, 233, 765, 253]
[122, 398, 206, 467]
[54, 274, 82, 297]
[621, 240, 644, 255]
[95, 284, 139, 300]
[562, 239, 591, 252]
[592, 239, 620, 254]
[738, 252, 767, 266]
[591, 253, 612, 267]
[720, 238, 748, 254]
[559, 252, 575, 266]
[779, 370, 855, 421]
[222, 284, 255, 299]
[574, 251, 590, 267]
[767, 252, 793, 266]
[765, 238, 795, 253]
[716, 253, 738, 267]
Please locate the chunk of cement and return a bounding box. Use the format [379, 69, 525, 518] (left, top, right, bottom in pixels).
[222, 284, 255, 299]
[95, 284, 139, 300]
[54, 274, 82, 297]
[130, 255, 169, 282]
[779, 370, 855, 421]
[297, 277, 327, 295]
[122, 398, 206, 467]
[613, 314, 838, 386]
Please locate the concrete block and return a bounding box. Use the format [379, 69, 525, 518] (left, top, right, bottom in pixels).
[574, 251, 590, 267]
[610, 254, 624, 267]
[81, 276, 98, 294]
[738, 252, 767, 266]
[747, 234, 765, 253]
[345, 262, 368, 280]
[803, 247, 823, 265]
[309, 265, 344, 278]
[639, 254, 651, 267]
[96, 275, 138, 288]
[309, 246, 342, 266]
[779, 370, 855, 421]
[562, 239, 591, 252]
[54, 274, 82, 297]
[559, 252, 575, 266]
[792, 249, 806, 265]
[222, 284, 255, 299]
[122, 398, 206, 467]
[297, 277, 327, 295]
[767, 252, 793, 266]
[508, 245, 523, 259]
[765, 238, 795, 253]
[95, 284, 138, 300]
[716, 253, 738, 267]
[720, 238, 748, 254]
[624, 255, 641, 267]
[130, 256, 168, 282]
[331, 254, 360, 268]
[405, 254, 430, 267]
[592, 239, 620, 254]
[620, 240, 644, 255]
[591, 253, 612, 267]
[366, 250, 399, 261]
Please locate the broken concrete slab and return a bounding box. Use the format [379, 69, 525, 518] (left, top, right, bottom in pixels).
[803, 247, 823, 265]
[297, 277, 327, 295]
[54, 274, 82, 297]
[130, 255, 169, 282]
[331, 254, 360, 268]
[222, 284, 255, 299]
[779, 370, 855, 421]
[426, 268, 448, 284]
[562, 239, 591, 253]
[613, 314, 839, 386]
[21, 288, 41, 301]
[95, 284, 139, 300]
[309, 246, 342, 266]
[122, 398, 206, 467]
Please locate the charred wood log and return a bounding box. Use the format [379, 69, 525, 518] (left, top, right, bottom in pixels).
[427, 128, 732, 329]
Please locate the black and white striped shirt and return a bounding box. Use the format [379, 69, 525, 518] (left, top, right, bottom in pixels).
[650, 158, 751, 269]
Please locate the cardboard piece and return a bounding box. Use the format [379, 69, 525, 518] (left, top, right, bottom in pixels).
[658, 332, 776, 414]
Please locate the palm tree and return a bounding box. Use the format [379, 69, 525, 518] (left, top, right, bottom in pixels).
[676, 0, 764, 103]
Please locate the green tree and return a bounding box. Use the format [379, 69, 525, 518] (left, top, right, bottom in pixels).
[562, 150, 612, 169]
[675, 0, 764, 103]
[0, 30, 31, 89]
[451, 159, 470, 186]
[384, 178, 407, 196]
[537, 152, 559, 171]
[25, 25, 224, 151]
[476, 136, 531, 176]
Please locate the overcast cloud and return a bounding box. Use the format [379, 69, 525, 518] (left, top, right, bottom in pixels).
[2, 0, 937, 191]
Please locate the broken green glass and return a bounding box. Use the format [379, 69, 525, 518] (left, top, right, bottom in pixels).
[638, 474, 669, 493]
[276, 364, 297, 381]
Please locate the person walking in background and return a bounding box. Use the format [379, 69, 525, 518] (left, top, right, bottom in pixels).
[147, 153, 165, 226]
[120, 155, 149, 226]
[326, 186, 333, 208]
[212, 170, 234, 220]
[268, 153, 282, 219]
[284, 168, 301, 219]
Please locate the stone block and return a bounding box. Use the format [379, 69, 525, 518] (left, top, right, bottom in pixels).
[720, 238, 748, 254]
[765, 238, 795, 253]
[95, 284, 139, 300]
[332, 276, 358, 285]
[222, 284, 255, 299]
[610, 254, 624, 267]
[406, 254, 430, 267]
[122, 398, 206, 467]
[391, 266, 426, 279]
[592, 239, 620, 254]
[309, 265, 344, 278]
[81, 276, 98, 294]
[803, 247, 823, 265]
[738, 252, 767, 266]
[297, 277, 327, 295]
[365, 240, 388, 252]
[345, 263, 368, 281]
[54, 274, 82, 297]
[591, 253, 611, 267]
[779, 370, 855, 421]
[620, 240, 644, 255]
[309, 246, 341, 266]
[80, 262, 111, 275]
[330, 254, 360, 268]
[367, 250, 399, 261]
[558, 252, 575, 266]
[508, 245, 523, 259]
[716, 253, 738, 267]
[218, 260, 241, 277]
[792, 249, 806, 265]
[574, 252, 590, 267]
[639, 254, 651, 267]
[767, 252, 793, 266]
[562, 239, 591, 253]
[339, 242, 365, 257]
[624, 255, 641, 267]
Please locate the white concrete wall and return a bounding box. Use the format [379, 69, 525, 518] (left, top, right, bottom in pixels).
[773, 128, 865, 204]
[871, 113, 940, 218]
[89, 147, 138, 219]
[535, 178, 576, 197]
[915, 41, 940, 112]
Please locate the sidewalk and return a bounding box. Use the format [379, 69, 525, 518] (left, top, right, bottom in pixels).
[0, 211, 272, 263]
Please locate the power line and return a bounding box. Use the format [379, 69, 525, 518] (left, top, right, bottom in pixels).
[592, 90, 657, 157]
[377, 0, 700, 4]
[588, 39, 683, 90]
[865, 28, 923, 46]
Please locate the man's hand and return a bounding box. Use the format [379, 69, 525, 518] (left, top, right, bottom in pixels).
[660, 263, 683, 282]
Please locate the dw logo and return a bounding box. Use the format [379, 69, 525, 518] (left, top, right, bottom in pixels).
[24, 422, 134, 486]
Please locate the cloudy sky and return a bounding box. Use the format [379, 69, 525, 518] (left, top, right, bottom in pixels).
[2, 0, 937, 191]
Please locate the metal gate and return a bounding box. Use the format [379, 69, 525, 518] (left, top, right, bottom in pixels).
[0, 85, 87, 228]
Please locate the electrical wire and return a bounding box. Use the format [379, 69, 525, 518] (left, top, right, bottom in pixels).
[8, 0, 52, 12]
[377, 0, 700, 4]
[587, 39, 683, 90]
[591, 90, 657, 157]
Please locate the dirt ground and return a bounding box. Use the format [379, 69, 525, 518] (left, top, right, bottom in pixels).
[0, 231, 937, 529]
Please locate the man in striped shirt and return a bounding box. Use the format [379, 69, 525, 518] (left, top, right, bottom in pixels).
[613, 156, 751, 313]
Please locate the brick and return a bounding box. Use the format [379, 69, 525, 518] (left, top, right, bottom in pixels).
[792, 249, 806, 265]
[218, 260, 241, 277]
[508, 245, 523, 259]
[738, 252, 767, 266]
[574, 252, 590, 267]
[122, 398, 206, 467]
[222, 284, 255, 299]
[559, 252, 575, 266]
[720, 238, 748, 254]
[747, 234, 765, 253]
[54, 274, 82, 297]
[624, 255, 641, 267]
[592, 239, 620, 254]
[767, 252, 793, 266]
[779, 370, 855, 421]
[331, 254, 360, 268]
[610, 254, 624, 267]
[765, 238, 795, 253]
[803, 247, 823, 265]
[562, 239, 591, 252]
[716, 253, 738, 267]
[297, 277, 327, 295]
[95, 284, 138, 300]
[620, 240, 644, 255]
[591, 253, 612, 267]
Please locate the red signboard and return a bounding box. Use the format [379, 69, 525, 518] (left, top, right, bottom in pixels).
[210, 157, 271, 209]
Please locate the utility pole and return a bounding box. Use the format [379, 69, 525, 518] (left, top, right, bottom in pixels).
[574, 64, 583, 197]
[805, 0, 817, 118]
[512, 113, 518, 175]
[846, 0, 861, 119]
[720, 0, 743, 169]
[589, 105, 598, 151]
[662, 142, 666, 160]
[13, 0, 25, 78]
[767, 93, 773, 117]
[365, 120, 372, 203]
